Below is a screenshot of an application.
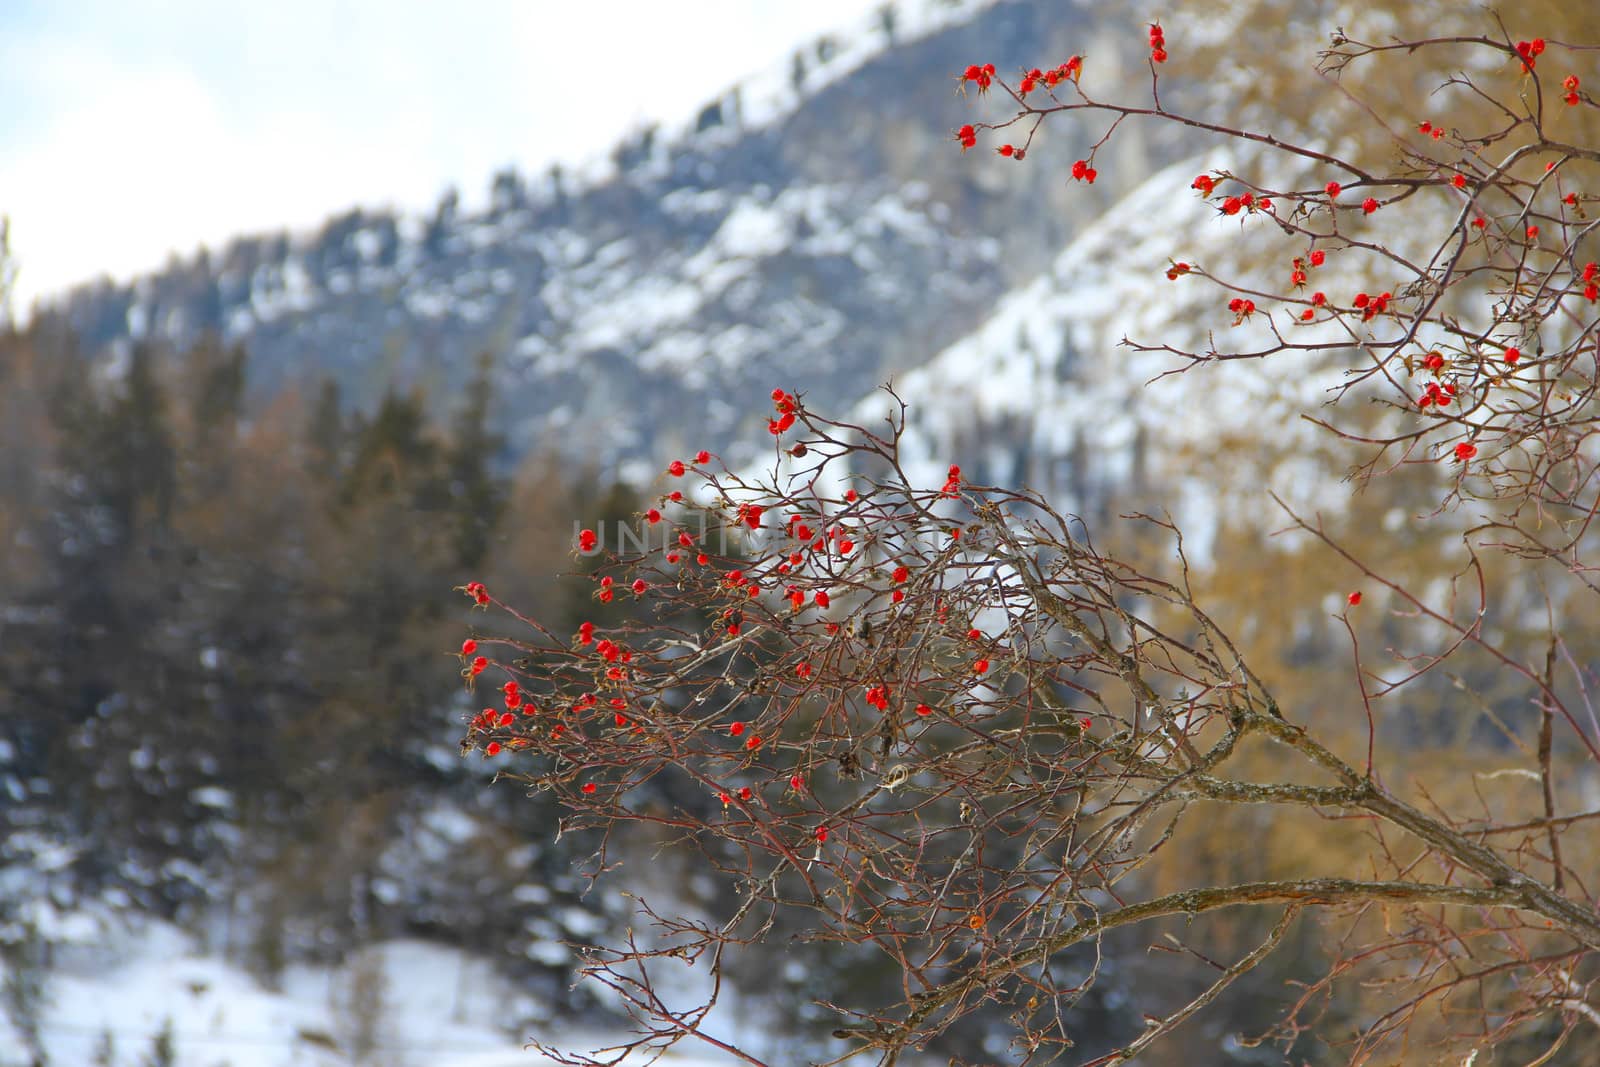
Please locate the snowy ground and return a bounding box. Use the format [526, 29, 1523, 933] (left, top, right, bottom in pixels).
[1, 918, 751, 1067]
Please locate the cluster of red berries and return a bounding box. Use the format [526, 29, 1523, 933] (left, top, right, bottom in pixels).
[769, 389, 798, 435]
[1453, 442, 1478, 463]
[1417, 120, 1445, 141]
[463, 581, 490, 607]
[997, 143, 1022, 159]
[1070, 159, 1097, 183]
[941, 464, 962, 498]
[1581, 262, 1599, 301]
[1514, 38, 1545, 72]
[1565, 75, 1581, 106]
[1018, 57, 1083, 95]
[1418, 381, 1457, 408]
[956, 124, 979, 151]
[737, 502, 766, 529]
[1193, 176, 1275, 216]
[1289, 252, 1322, 290]
[1227, 297, 1256, 323]
[723, 719, 760, 750]
[1220, 191, 1272, 216]
[472, 706, 513, 733]
[1352, 290, 1392, 322]
[591, 574, 647, 603]
[865, 685, 891, 711]
[1147, 23, 1167, 64]
[1165, 261, 1191, 281]
[961, 63, 997, 92]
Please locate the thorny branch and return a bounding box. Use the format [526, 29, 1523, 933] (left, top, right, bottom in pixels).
[460, 20, 1600, 1067]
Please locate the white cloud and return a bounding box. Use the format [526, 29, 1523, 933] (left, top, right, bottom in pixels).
[0, 0, 890, 310]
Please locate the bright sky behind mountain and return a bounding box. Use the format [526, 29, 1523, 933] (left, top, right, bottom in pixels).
[0, 0, 886, 310]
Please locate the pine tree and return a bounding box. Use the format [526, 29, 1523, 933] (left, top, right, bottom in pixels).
[444, 352, 506, 569]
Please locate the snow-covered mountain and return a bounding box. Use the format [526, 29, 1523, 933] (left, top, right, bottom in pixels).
[39, 0, 1181, 477]
[872, 148, 1358, 525]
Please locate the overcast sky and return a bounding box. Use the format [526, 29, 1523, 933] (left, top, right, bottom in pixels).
[0, 0, 887, 309]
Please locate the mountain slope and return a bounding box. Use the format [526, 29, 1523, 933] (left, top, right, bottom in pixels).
[43, 0, 1180, 474]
